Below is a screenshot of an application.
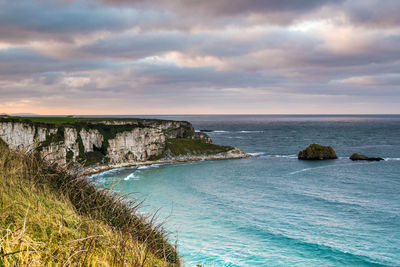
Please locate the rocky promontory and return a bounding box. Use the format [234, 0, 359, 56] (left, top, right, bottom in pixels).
[298, 144, 337, 160]
[0, 116, 249, 173]
[349, 153, 384, 161]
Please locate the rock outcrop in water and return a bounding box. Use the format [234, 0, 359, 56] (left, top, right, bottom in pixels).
[0, 117, 248, 172]
[298, 144, 337, 160]
[349, 153, 384, 161]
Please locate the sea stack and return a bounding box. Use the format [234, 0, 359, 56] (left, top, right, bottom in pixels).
[298, 144, 337, 160]
[349, 153, 384, 161]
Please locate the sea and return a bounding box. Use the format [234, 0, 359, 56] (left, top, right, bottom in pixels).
[90, 115, 400, 266]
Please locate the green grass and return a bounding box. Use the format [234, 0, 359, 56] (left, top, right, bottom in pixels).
[66, 149, 74, 163]
[36, 127, 65, 152]
[2, 116, 180, 125]
[165, 138, 233, 157]
[8, 116, 94, 124]
[84, 151, 106, 166]
[0, 139, 179, 266]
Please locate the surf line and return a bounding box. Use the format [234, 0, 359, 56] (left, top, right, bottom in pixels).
[289, 162, 376, 175]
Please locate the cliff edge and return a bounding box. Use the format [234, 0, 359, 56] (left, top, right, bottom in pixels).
[0, 116, 248, 173]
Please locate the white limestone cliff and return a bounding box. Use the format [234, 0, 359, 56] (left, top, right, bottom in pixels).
[0, 118, 233, 170]
[107, 127, 165, 163]
[80, 129, 103, 152]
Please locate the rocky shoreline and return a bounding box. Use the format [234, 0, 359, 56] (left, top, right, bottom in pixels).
[81, 148, 250, 176]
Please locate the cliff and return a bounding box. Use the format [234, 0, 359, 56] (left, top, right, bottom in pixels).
[0, 117, 247, 172]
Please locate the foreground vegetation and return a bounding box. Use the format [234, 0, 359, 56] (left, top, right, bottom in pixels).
[0, 139, 179, 266]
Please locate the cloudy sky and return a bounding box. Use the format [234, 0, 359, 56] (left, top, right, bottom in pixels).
[1, 0, 399, 114]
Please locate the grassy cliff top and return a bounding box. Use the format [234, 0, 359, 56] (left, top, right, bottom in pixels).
[166, 138, 233, 156]
[0, 139, 179, 266]
[0, 115, 188, 126]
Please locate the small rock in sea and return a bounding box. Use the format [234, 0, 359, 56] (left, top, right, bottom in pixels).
[298, 144, 337, 160]
[349, 153, 384, 161]
[200, 129, 213, 132]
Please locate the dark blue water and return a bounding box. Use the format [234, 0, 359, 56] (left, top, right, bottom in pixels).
[91, 115, 400, 266]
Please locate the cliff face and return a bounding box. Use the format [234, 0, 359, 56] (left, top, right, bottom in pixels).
[0, 122, 36, 151]
[107, 127, 165, 163]
[0, 117, 238, 169]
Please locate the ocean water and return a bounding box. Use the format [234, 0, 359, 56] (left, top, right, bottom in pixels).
[91, 115, 400, 266]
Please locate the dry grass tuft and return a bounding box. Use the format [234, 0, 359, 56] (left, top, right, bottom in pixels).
[0, 139, 179, 266]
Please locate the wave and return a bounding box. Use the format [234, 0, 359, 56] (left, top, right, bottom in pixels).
[198, 130, 264, 133]
[124, 172, 138, 181]
[262, 154, 297, 159]
[289, 162, 378, 175]
[138, 165, 151, 170]
[248, 152, 265, 157]
[138, 163, 164, 170]
[384, 157, 400, 161]
[271, 231, 387, 266]
[233, 220, 389, 266]
[248, 153, 298, 159]
[89, 167, 126, 179]
[270, 154, 297, 159]
[198, 129, 228, 133]
[239, 130, 264, 133]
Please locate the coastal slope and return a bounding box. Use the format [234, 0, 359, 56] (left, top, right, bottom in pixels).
[0, 138, 178, 266]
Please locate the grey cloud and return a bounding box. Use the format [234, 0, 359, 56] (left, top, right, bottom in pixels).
[170, 0, 344, 16]
[0, 0, 170, 43]
[342, 0, 400, 28]
[0, 48, 115, 77]
[81, 32, 187, 59]
[129, 62, 272, 88]
[101, 0, 343, 16]
[101, 0, 400, 29]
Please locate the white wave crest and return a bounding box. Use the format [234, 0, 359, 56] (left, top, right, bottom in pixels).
[239, 130, 264, 133]
[138, 165, 150, 170]
[289, 162, 376, 175]
[124, 172, 137, 181]
[269, 154, 298, 159]
[384, 157, 400, 161]
[249, 152, 265, 156]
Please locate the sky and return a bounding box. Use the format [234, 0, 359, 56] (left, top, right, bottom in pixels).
[0, 0, 399, 115]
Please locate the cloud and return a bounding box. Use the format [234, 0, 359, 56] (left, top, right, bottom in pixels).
[0, 48, 114, 77]
[100, 0, 343, 23]
[342, 0, 400, 28]
[335, 74, 400, 87]
[0, 0, 399, 114]
[0, 0, 170, 43]
[81, 31, 188, 59]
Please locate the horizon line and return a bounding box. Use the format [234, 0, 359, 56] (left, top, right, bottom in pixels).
[4, 113, 400, 117]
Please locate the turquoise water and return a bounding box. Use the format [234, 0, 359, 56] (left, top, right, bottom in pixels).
[91, 115, 400, 266]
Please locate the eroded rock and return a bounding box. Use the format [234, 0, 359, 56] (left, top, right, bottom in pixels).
[349, 153, 384, 161]
[298, 144, 337, 160]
